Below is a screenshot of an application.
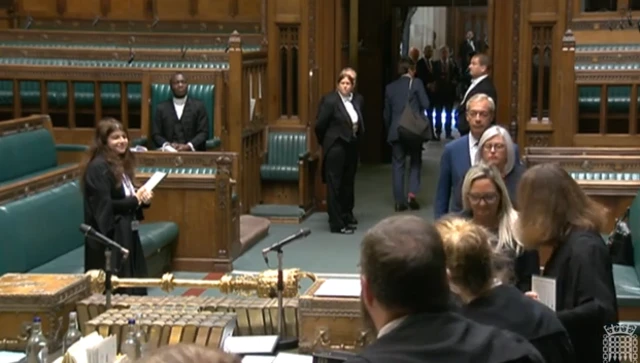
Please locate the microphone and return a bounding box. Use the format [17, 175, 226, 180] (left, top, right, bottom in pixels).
[262, 228, 311, 262]
[80, 224, 130, 258]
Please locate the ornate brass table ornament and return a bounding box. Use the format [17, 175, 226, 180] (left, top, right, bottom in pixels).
[85, 268, 316, 298]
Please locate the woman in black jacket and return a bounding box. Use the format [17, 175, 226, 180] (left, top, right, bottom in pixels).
[518, 163, 618, 363]
[81, 118, 153, 295]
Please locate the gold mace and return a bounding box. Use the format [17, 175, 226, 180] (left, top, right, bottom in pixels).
[85, 269, 317, 298]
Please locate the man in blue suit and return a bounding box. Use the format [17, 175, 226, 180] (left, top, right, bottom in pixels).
[384, 58, 431, 212]
[434, 93, 518, 218]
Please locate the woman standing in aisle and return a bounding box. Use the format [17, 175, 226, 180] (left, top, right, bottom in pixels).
[81, 117, 153, 295]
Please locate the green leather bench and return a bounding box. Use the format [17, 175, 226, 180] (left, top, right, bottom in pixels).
[0, 180, 179, 277]
[260, 132, 309, 182]
[0, 41, 262, 52]
[147, 83, 221, 150]
[578, 86, 601, 114]
[612, 189, 640, 308]
[0, 125, 87, 187]
[0, 58, 227, 109]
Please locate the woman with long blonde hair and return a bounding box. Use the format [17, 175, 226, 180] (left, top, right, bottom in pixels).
[435, 217, 574, 363]
[458, 163, 538, 291]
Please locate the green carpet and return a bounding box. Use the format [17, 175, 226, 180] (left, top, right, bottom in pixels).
[149, 141, 446, 297]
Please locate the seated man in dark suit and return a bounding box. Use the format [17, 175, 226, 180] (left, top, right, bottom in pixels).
[347, 215, 544, 363]
[151, 72, 209, 152]
[434, 93, 520, 219]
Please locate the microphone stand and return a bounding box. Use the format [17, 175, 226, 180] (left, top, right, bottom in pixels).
[267, 246, 299, 351]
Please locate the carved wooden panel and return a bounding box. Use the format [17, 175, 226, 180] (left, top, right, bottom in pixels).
[525, 132, 552, 147]
[530, 25, 553, 122]
[510, 0, 521, 141]
[278, 25, 299, 118]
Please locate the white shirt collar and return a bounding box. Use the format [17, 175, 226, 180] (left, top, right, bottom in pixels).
[377, 316, 407, 338]
[469, 133, 480, 147]
[471, 74, 488, 85]
[173, 96, 187, 105]
[339, 92, 353, 102]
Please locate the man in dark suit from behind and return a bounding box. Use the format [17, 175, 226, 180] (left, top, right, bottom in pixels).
[383, 58, 430, 212]
[457, 53, 497, 136]
[432, 46, 458, 140]
[415, 45, 436, 131]
[151, 72, 209, 151]
[346, 215, 545, 363]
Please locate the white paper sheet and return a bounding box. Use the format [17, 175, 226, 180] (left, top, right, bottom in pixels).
[141, 172, 167, 192]
[223, 335, 278, 355]
[162, 145, 178, 152]
[272, 352, 313, 363]
[0, 350, 25, 363]
[242, 356, 275, 363]
[313, 278, 361, 298]
[532, 275, 557, 311]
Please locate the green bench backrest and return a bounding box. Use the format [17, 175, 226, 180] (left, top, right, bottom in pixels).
[150, 84, 215, 139]
[629, 189, 640, 278]
[0, 181, 83, 275]
[0, 128, 57, 184]
[0, 58, 229, 69]
[266, 132, 308, 166]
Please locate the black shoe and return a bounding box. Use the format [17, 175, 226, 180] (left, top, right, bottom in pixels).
[408, 197, 420, 210]
[344, 214, 358, 225]
[395, 203, 408, 212]
[331, 227, 355, 234]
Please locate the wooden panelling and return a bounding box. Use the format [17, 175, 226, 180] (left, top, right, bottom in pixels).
[13, 0, 263, 32]
[529, 0, 558, 14]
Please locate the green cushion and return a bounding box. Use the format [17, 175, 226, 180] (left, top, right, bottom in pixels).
[607, 86, 631, 113]
[577, 86, 601, 113]
[0, 181, 83, 275]
[260, 132, 308, 181]
[150, 83, 216, 140]
[0, 41, 261, 52]
[0, 179, 178, 275]
[56, 144, 89, 152]
[0, 80, 142, 109]
[137, 167, 216, 175]
[629, 189, 640, 279]
[29, 222, 178, 274]
[613, 264, 640, 306]
[569, 172, 640, 181]
[0, 127, 57, 184]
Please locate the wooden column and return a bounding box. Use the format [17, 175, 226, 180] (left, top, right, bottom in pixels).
[349, 0, 358, 67]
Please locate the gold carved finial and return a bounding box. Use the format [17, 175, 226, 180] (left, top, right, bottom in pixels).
[85, 269, 316, 298]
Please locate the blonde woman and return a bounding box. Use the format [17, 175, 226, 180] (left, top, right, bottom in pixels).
[435, 217, 574, 363]
[459, 163, 539, 291]
[474, 125, 524, 208]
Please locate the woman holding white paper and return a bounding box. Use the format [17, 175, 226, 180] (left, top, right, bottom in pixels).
[517, 163, 618, 363]
[80, 118, 153, 296]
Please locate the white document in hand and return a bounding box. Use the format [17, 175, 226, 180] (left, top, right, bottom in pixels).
[531, 275, 557, 311]
[162, 145, 178, 152]
[141, 172, 167, 192]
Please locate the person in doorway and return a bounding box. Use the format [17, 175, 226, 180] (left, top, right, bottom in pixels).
[432, 46, 458, 140]
[151, 72, 209, 151]
[315, 69, 364, 234]
[457, 53, 497, 136]
[346, 215, 545, 363]
[383, 57, 430, 212]
[81, 118, 153, 296]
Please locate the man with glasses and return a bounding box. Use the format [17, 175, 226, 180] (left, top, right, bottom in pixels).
[434, 93, 495, 219]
